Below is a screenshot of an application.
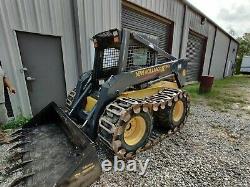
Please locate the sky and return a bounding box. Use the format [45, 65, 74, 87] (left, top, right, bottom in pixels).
[187, 0, 250, 37]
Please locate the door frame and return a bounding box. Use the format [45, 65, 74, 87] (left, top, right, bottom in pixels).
[15, 30, 67, 116]
[122, 0, 174, 54]
[4, 87, 14, 117]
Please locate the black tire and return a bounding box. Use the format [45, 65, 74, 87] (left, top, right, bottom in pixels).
[155, 97, 188, 130]
[119, 112, 153, 153]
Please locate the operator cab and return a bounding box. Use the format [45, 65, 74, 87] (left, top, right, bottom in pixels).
[92, 29, 172, 88]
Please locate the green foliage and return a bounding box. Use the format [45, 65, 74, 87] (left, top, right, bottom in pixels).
[185, 75, 250, 112]
[236, 33, 250, 74]
[1, 116, 30, 130]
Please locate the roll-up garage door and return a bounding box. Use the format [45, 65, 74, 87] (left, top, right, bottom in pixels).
[121, 3, 173, 63]
[186, 32, 207, 82]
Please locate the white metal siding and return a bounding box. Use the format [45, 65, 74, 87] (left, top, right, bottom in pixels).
[209, 29, 230, 79]
[76, 0, 121, 72]
[0, 0, 78, 117]
[203, 22, 216, 75]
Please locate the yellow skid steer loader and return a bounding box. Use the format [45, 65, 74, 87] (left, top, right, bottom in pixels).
[8, 29, 190, 187]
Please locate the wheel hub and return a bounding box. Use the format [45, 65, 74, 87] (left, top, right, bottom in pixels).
[172, 100, 184, 122]
[124, 116, 146, 146]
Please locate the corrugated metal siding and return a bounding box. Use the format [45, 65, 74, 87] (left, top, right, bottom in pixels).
[76, 0, 121, 72]
[209, 29, 230, 79]
[225, 40, 238, 76]
[203, 22, 216, 75]
[127, 0, 184, 58]
[0, 0, 79, 117]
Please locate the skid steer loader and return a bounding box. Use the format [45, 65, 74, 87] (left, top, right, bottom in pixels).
[7, 29, 190, 187]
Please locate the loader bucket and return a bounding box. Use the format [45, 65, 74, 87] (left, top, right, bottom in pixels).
[9, 102, 101, 187]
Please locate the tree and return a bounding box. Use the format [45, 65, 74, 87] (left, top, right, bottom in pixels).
[236, 33, 250, 74]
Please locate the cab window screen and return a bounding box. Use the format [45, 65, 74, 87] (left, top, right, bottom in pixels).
[133, 48, 148, 66]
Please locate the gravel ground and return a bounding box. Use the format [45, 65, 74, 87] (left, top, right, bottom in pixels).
[0, 143, 23, 187]
[1, 104, 250, 187]
[92, 105, 250, 187]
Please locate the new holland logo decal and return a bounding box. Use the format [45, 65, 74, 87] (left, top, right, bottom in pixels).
[135, 64, 170, 78]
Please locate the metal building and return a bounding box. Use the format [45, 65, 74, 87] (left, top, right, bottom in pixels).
[0, 0, 238, 118]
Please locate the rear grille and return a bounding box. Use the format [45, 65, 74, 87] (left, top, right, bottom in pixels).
[102, 48, 120, 69]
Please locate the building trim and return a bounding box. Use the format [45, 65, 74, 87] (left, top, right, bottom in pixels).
[208, 26, 217, 75]
[179, 4, 187, 58]
[223, 38, 232, 77]
[13, 28, 62, 37]
[72, 0, 83, 75]
[168, 23, 175, 54]
[189, 29, 207, 40]
[199, 37, 208, 80]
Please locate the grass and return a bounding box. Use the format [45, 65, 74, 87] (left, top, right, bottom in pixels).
[1, 116, 30, 130]
[185, 75, 250, 112]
